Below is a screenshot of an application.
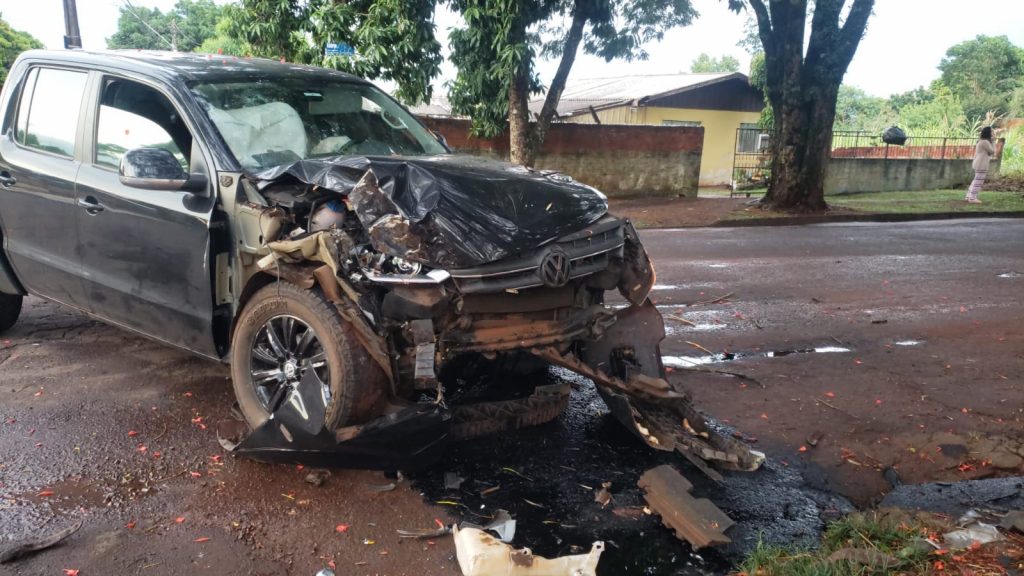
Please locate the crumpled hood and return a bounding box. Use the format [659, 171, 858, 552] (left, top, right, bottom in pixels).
[252, 155, 609, 269]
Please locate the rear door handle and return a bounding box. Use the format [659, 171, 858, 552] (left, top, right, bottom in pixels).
[0, 171, 15, 187]
[77, 196, 105, 214]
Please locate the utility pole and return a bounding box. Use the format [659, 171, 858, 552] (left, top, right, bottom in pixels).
[62, 0, 82, 49]
[169, 19, 179, 51]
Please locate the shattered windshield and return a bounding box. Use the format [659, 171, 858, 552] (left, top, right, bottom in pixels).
[192, 79, 447, 170]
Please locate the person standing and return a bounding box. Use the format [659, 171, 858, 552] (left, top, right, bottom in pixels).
[966, 126, 995, 204]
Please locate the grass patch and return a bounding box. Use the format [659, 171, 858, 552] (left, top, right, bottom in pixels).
[827, 189, 1024, 214]
[737, 511, 935, 576]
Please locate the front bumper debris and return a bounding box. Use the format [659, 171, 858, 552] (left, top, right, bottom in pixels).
[218, 371, 450, 470]
[532, 301, 764, 481]
[453, 525, 604, 576]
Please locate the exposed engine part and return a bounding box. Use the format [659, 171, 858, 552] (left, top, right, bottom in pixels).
[310, 199, 347, 232]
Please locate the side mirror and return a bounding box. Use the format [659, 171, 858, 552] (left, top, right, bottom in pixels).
[119, 148, 207, 193]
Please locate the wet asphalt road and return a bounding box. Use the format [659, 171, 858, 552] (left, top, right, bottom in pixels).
[1, 218, 1022, 575]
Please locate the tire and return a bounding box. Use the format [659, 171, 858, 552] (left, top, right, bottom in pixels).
[0, 293, 22, 333]
[230, 281, 386, 430]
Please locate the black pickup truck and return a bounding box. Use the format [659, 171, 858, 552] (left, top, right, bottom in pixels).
[0, 50, 758, 471]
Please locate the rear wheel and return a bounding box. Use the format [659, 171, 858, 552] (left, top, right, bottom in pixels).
[230, 281, 386, 429]
[0, 293, 22, 333]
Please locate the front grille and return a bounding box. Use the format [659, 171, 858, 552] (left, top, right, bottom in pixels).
[450, 216, 624, 294]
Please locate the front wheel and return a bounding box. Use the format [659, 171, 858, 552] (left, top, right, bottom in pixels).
[230, 281, 387, 430]
[0, 293, 22, 333]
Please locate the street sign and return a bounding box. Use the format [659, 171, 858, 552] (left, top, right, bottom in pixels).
[324, 43, 355, 57]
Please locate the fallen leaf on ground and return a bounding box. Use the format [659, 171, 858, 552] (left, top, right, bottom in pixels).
[194, 537, 210, 543]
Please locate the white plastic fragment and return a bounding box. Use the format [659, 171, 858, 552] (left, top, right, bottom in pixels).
[943, 522, 1004, 549]
[453, 526, 603, 576]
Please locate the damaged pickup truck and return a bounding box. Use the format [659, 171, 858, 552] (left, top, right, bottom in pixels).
[0, 50, 760, 476]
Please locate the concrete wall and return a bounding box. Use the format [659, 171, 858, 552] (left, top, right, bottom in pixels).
[566, 105, 761, 187]
[825, 158, 1002, 195]
[419, 117, 703, 198]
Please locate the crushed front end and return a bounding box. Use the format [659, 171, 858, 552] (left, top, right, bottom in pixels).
[223, 155, 761, 477]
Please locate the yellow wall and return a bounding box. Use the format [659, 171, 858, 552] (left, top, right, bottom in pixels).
[568, 105, 762, 187]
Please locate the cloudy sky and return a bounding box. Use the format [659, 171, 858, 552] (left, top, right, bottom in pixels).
[5, 0, 1024, 98]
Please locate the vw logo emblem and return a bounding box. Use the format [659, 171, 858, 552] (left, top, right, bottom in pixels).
[539, 248, 571, 288]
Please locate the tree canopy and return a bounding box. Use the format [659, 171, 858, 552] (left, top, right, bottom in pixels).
[448, 0, 697, 165]
[227, 0, 440, 105]
[690, 53, 740, 73]
[938, 35, 1024, 120]
[1, 15, 43, 86]
[107, 0, 223, 52]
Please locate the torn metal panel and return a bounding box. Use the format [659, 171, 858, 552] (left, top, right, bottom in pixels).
[638, 465, 734, 549]
[617, 220, 656, 306]
[532, 301, 764, 479]
[251, 155, 609, 269]
[453, 525, 603, 576]
[219, 371, 449, 470]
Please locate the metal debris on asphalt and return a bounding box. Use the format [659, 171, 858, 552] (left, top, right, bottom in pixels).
[0, 519, 84, 564]
[638, 465, 734, 549]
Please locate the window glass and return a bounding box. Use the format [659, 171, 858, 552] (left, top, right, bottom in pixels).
[15, 68, 39, 144]
[96, 79, 191, 170]
[192, 79, 446, 170]
[23, 68, 87, 157]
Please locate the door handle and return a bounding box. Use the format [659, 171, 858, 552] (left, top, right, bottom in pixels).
[0, 171, 15, 187]
[77, 196, 105, 214]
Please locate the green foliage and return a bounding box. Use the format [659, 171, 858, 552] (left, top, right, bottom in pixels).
[227, 0, 441, 104]
[690, 53, 740, 73]
[834, 85, 895, 132]
[738, 512, 934, 576]
[194, 15, 249, 56]
[748, 52, 773, 128]
[939, 35, 1024, 120]
[107, 0, 223, 52]
[448, 0, 697, 139]
[0, 15, 43, 87]
[1000, 126, 1024, 176]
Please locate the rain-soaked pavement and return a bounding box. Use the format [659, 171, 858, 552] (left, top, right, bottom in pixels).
[1, 218, 1022, 575]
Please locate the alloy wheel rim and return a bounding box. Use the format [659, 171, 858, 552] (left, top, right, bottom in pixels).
[249, 315, 331, 413]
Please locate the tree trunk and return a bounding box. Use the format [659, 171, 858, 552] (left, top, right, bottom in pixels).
[748, 0, 875, 213]
[508, 58, 532, 166]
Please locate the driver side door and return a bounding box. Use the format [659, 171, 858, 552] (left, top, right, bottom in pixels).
[75, 74, 219, 357]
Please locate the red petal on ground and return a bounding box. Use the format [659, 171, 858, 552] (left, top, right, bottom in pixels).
[190, 472, 202, 478]
[194, 537, 210, 543]
[335, 524, 349, 533]
[175, 517, 185, 523]
[63, 570, 80, 576]
[127, 430, 138, 437]
[125, 521, 136, 529]
[37, 490, 55, 497]
[825, 392, 835, 398]
[137, 445, 147, 453]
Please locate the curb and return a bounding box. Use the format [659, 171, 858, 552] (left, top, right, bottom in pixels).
[708, 211, 1024, 228]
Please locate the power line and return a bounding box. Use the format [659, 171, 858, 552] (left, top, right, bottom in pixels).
[120, 0, 174, 49]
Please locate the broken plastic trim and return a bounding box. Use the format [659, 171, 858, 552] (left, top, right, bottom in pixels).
[218, 371, 450, 470]
[453, 525, 604, 576]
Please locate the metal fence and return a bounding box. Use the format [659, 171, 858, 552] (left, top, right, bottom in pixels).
[830, 131, 977, 160]
[732, 128, 985, 195]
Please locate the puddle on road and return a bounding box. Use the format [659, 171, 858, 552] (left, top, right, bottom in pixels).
[663, 346, 851, 368]
[893, 340, 923, 347]
[652, 284, 682, 290]
[997, 271, 1022, 278]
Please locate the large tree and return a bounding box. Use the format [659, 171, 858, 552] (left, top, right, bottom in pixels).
[938, 35, 1024, 121]
[1, 15, 43, 86]
[690, 53, 740, 73]
[227, 0, 440, 104]
[107, 0, 223, 52]
[448, 0, 697, 167]
[728, 0, 874, 212]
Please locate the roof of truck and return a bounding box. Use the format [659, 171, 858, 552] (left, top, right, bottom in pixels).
[16, 49, 367, 85]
